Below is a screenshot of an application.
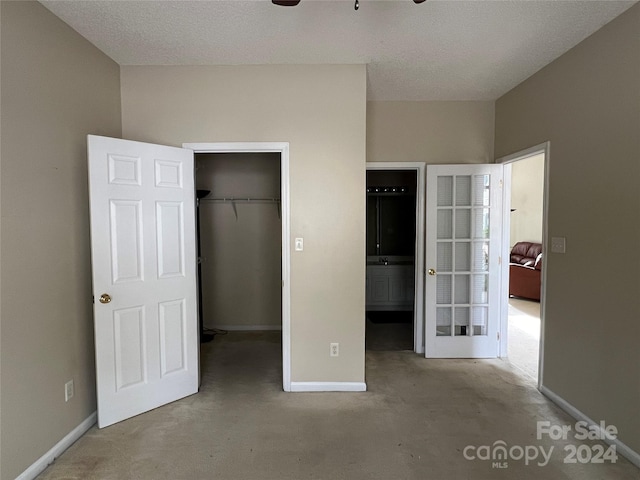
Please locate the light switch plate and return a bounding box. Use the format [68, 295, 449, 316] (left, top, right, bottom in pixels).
[551, 237, 566, 254]
[295, 237, 304, 251]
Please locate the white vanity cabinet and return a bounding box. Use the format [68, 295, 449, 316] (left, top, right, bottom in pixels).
[366, 264, 415, 311]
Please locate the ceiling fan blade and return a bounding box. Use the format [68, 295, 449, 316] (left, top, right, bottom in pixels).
[272, 0, 301, 6]
[413, 0, 428, 3]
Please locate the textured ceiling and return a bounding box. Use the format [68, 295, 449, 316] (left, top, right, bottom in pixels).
[40, 0, 636, 101]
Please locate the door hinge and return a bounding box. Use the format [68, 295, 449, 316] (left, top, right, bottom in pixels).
[499, 179, 503, 188]
[498, 255, 502, 265]
[497, 332, 500, 341]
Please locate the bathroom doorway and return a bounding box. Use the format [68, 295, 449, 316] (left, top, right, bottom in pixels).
[365, 163, 425, 353]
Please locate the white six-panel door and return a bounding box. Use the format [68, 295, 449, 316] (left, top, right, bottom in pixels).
[425, 164, 503, 358]
[88, 135, 198, 428]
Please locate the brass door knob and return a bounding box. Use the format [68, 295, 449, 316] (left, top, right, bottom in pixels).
[428, 269, 437, 276]
[99, 293, 112, 304]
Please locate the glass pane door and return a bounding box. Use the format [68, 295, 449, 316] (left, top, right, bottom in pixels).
[425, 165, 503, 358]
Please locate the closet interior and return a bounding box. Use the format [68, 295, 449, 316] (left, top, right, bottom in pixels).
[195, 152, 282, 356]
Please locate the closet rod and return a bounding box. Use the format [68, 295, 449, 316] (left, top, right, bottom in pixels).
[200, 197, 280, 203]
[200, 197, 282, 220]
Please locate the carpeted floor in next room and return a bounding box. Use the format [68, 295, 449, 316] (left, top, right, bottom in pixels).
[37, 331, 638, 480]
[508, 297, 541, 381]
[365, 310, 414, 351]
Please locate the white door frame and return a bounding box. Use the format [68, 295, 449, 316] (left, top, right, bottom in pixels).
[365, 162, 426, 354]
[183, 142, 291, 392]
[497, 141, 550, 389]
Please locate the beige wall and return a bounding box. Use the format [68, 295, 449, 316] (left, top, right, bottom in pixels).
[367, 101, 495, 164]
[495, 3, 640, 455]
[0, 2, 122, 479]
[196, 153, 282, 330]
[4, 1, 636, 475]
[121, 65, 367, 383]
[510, 153, 544, 245]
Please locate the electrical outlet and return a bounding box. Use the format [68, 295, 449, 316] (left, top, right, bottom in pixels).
[65, 380, 74, 402]
[330, 343, 339, 357]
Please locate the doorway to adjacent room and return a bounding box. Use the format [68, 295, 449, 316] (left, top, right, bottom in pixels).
[499, 143, 549, 385]
[365, 163, 425, 353]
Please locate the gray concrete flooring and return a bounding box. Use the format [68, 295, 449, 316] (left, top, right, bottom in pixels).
[38, 331, 639, 480]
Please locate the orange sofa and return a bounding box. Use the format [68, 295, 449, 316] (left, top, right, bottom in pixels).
[509, 241, 542, 301]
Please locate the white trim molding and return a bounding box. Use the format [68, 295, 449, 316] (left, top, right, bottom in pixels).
[17, 412, 97, 480]
[183, 142, 292, 392]
[540, 385, 640, 469]
[366, 162, 426, 354]
[290, 382, 367, 392]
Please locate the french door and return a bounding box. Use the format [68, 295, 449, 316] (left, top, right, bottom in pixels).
[425, 164, 503, 358]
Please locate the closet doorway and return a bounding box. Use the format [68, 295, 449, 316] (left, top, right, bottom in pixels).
[185, 143, 291, 391]
[365, 163, 425, 354]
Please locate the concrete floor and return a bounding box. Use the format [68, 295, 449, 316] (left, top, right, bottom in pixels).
[38, 331, 639, 480]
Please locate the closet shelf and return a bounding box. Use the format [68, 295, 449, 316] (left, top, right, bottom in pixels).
[199, 197, 282, 220]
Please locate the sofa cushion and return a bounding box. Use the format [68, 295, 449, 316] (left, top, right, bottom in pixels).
[510, 242, 543, 267]
[510, 242, 533, 257]
[525, 243, 542, 259]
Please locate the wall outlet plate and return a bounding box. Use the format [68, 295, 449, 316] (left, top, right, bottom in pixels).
[330, 343, 339, 357]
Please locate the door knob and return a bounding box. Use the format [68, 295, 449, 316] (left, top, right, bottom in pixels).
[428, 269, 437, 276]
[99, 293, 112, 304]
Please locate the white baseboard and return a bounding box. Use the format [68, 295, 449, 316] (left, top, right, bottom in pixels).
[540, 385, 640, 468]
[290, 382, 367, 392]
[17, 411, 96, 480]
[207, 325, 282, 331]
